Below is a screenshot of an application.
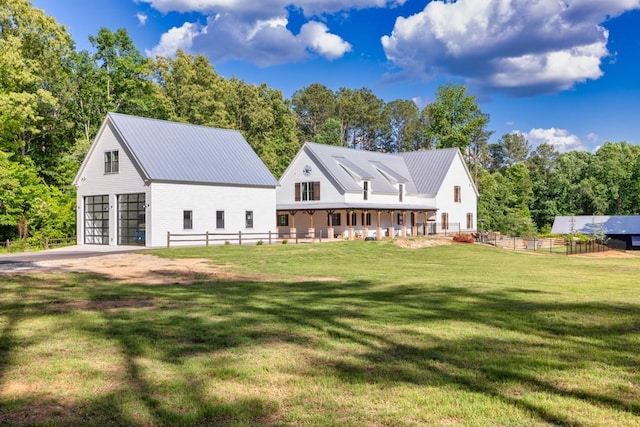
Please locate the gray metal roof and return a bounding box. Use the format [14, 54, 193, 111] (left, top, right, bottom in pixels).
[277, 202, 437, 212]
[400, 148, 460, 197]
[551, 216, 640, 235]
[304, 142, 417, 195]
[107, 113, 278, 187]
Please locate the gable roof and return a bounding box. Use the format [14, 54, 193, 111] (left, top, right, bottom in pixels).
[302, 142, 418, 195]
[551, 216, 640, 235]
[76, 113, 278, 187]
[298, 142, 474, 198]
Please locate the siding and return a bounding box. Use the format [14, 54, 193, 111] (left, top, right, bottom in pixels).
[75, 122, 148, 245]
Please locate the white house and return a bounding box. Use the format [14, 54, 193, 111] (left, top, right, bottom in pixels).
[276, 142, 478, 239]
[73, 113, 278, 247]
[551, 215, 640, 250]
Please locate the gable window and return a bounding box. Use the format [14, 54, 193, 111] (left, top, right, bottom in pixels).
[104, 150, 119, 174]
[295, 182, 320, 201]
[441, 213, 449, 230]
[363, 181, 369, 200]
[278, 214, 289, 227]
[183, 210, 193, 230]
[454, 186, 461, 203]
[327, 213, 341, 226]
[216, 210, 225, 229]
[399, 184, 404, 202]
[245, 211, 254, 228]
[466, 213, 473, 229]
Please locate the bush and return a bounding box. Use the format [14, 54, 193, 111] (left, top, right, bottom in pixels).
[453, 234, 475, 243]
[256, 240, 263, 246]
[224, 241, 230, 245]
[282, 239, 288, 245]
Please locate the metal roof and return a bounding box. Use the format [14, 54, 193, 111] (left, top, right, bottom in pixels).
[304, 142, 417, 195]
[107, 113, 278, 187]
[277, 202, 437, 212]
[400, 148, 460, 197]
[551, 216, 640, 235]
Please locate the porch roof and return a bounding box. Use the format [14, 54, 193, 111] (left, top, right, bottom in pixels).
[277, 202, 437, 212]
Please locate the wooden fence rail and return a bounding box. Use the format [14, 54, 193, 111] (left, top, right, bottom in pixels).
[2, 236, 76, 253]
[167, 231, 276, 248]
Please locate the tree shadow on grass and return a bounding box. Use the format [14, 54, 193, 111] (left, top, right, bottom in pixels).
[0, 272, 639, 425]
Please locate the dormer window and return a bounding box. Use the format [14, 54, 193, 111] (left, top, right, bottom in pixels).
[363, 181, 369, 200]
[104, 150, 119, 174]
[399, 184, 404, 202]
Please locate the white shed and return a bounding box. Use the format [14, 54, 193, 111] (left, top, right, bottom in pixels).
[73, 113, 278, 247]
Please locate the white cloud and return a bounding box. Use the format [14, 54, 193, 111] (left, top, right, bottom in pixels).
[146, 22, 204, 58]
[137, 13, 148, 26]
[381, 0, 640, 96]
[586, 132, 599, 143]
[521, 127, 586, 152]
[142, 0, 401, 65]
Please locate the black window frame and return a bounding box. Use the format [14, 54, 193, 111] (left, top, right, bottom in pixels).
[278, 214, 289, 227]
[363, 181, 369, 200]
[216, 210, 225, 229]
[104, 150, 119, 174]
[245, 210, 254, 229]
[183, 210, 193, 230]
[327, 213, 341, 226]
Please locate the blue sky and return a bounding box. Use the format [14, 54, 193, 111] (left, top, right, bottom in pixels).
[32, 0, 640, 152]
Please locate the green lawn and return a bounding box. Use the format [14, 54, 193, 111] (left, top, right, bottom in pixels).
[1, 241, 639, 426]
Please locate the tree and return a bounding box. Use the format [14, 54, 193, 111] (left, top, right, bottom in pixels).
[315, 118, 342, 146]
[380, 99, 421, 152]
[421, 83, 490, 152]
[89, 28, 155, 116]
[500, 132, 530, 166]
[291, 83, 336, 142]
[153, 50, 232, 128]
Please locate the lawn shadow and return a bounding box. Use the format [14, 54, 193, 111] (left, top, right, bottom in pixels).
[1, 270, 639, 425]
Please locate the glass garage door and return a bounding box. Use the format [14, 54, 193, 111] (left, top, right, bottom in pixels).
[84, 195, 109, 245]
[118, 193, 146, 246]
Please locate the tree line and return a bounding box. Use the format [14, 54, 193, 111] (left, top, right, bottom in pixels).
[1, 0, 638, 242]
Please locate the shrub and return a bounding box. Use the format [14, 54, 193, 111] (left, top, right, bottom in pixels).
[257, 240, 263, 246]
[224, 241, 230, 245]
[453, 234, 475, 243]
[282, 239, 288, 245]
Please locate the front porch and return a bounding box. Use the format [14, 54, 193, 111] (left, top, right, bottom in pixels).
[276, 207, 441, 240]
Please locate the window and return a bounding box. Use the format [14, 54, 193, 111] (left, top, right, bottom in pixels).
[346, 212, 357, 226]
[245, 211, 253, 228]
[399, 184, 404, 202]
[454, 186, 461, 203]
[278, 214, 289, 227]
[295, 181, 320, 201]
[363, 181, 369, 200]
[397, 213, 403, 225]
[441, 213, 449, 230]
[183, 210, 193, 229]
[361, 212, 371, 226]
[327, 213, 341, 226]
[216, 210, 225, 229]
[466, 213, 473, 229]
[104, 150, 119, 174]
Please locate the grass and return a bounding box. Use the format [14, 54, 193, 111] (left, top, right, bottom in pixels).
[1, 240, 639, 426]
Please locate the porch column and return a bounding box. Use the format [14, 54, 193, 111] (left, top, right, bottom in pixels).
[376, 210, 382, 240]
[388, 210, 395, 238]
[411, 211, 418, 237]
[363, 209, 369, 238]
[306, 210, 315, 238]
[348, 209, 354, 239]
[401, 211, 407, 238]
[288, 210, 297, 239]
[327, 209, 335, 240]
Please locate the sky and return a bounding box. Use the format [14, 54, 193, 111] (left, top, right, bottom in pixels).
[31, 0, 640, 153]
